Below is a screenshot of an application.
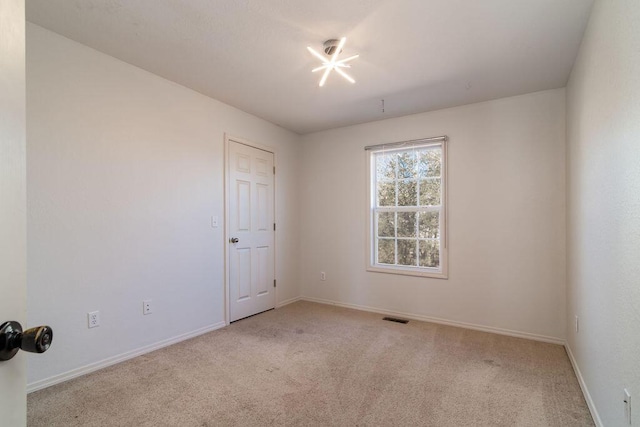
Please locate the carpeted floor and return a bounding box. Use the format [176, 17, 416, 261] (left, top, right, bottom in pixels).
[28, 301, 594, 426]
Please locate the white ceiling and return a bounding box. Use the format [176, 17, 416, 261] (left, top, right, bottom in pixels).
[26, 0, 594, 135]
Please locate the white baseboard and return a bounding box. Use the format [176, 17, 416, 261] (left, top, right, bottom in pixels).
[565, 344, 603, 427]
[300, 296, 565, 345]
[276, 296, 301, 308]
[27, 321, 226, 393]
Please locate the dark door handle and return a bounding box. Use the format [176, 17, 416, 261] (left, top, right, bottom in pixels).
[0, 321, 53, 361]
[229, 237, 239, 243]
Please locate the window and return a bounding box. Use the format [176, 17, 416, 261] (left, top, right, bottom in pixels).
[366, 138, 448, 278]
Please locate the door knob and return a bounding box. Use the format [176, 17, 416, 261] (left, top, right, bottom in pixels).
[0, 321, 53, 361]
[229, 237, 239, 243]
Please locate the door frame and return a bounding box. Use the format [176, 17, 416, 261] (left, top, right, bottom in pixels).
[0, 0, 27, 424]
[224, 134, 277, 325]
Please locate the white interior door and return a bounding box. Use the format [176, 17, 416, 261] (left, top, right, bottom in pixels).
[227, 140, 275, 322]
[0, 0, 28, 424]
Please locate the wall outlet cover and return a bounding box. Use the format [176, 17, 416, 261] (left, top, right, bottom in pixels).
[143, 300, 152, 315]
[88, 311, 100, 328]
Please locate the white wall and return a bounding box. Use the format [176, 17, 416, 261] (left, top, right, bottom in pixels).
[26, 24, 300, 388]
[299, 89, 567, 341]
[566, 1, 640, 425]
[0, 1, 27, 424]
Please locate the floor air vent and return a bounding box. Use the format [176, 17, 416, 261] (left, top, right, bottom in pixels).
[383, 317, 409, 324]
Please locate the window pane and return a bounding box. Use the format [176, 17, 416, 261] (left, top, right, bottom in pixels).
[397, 240, 417, 266]
[370, 142, 446, 275]
[418, 211, 439, 239]
[377, 212, 395, 237]
[419, 240, 439, 268]
[376, 154, 396, 180]
[418, 149, 441, 177]
[377, 239, 395, 264]
[419, 178, 441, 206]
[398, 180, 417, 206]
[377, 181, 396, 206]
[397, 212, 416, 237]
[397, 151, 416, 179]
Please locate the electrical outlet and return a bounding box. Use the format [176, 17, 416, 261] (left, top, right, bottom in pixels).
[624, 389, 631, 425]
[88, 311, 100, 328]
[320, 271, 326, 281]
[143, 300, 152, 315]
[575, 315, 579, 333]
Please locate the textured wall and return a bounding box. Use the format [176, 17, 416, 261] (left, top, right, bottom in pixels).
[299, 89, 567, 341]
[26, 24, 300, 387]
[566, 1, 640, 425]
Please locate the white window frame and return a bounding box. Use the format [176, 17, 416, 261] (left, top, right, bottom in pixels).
[366, 138, 448, 279]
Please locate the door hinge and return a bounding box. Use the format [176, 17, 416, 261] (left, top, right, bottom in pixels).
[273, 166, 276, 174]
[273, 223, 276, 231]
[273, 279, 276, 288]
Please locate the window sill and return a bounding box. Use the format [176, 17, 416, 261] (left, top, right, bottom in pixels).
[367, 265, 448, 279]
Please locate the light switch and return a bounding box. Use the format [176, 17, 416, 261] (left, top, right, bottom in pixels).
[211, 216, 219, 228]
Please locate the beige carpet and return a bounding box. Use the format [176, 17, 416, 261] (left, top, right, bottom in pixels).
[28, 301, 593, 426]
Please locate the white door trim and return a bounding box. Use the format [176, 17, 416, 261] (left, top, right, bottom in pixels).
[224, 134, 277, 325]
[0, 0, 27, 422]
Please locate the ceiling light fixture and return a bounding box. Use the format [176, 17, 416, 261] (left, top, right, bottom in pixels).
[307, 37, 359, 87]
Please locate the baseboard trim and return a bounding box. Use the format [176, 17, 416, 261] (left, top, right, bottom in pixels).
[565, 343, 603, 427]
[301, 296, 565, 345]
[27, 321, 226, 393]
[276, 296, 301, 308]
